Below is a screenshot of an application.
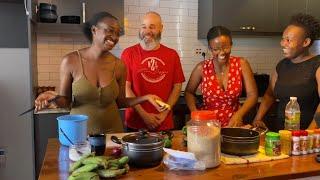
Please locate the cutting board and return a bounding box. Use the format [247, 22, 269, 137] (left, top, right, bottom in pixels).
[221, 146, 289, 165]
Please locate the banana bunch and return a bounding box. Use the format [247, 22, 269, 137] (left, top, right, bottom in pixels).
[68, 153, 129, 180]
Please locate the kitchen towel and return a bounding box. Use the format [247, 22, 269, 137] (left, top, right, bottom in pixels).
[221, 146, 289, 165]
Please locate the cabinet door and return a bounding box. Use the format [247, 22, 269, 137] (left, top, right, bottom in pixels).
[278, 0, 307, 32]
[213, 0, 278, 32]
[84, 0, 124, 32]
[307, 0, 320, 21]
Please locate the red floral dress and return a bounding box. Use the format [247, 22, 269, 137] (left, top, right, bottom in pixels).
[200, 56, 243, 127]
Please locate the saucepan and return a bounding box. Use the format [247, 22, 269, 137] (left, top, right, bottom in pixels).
[221, 127, 267, 156]
[111, 129, 169, 167]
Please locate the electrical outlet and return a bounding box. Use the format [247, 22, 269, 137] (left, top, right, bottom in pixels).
[194, 48, 204, 56]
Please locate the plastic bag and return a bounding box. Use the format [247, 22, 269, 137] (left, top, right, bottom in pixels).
[163, 148, 206, 171]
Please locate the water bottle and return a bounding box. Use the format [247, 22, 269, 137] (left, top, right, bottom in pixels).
[284, 97, 300, 130]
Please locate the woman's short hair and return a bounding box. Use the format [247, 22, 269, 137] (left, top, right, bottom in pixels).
[207, 26, 233, 46]
[82, 12, 118, 43]
[289, 13, 320, 46]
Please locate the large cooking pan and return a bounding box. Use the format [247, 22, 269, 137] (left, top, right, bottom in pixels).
[221, 127, 263, 156]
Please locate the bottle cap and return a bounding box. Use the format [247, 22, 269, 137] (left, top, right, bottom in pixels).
[266, 132, 280, 140]
[300, 130, 308, 136]
[290, 97, 297, 100]
[191, 110, 217, 121]
[292, 130, 301, 136]
[306, 130, 314, 135]
[279, 130, 292, 137]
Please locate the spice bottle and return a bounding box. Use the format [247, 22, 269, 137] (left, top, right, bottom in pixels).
[292, 130, 301, 156]
[314, 129, 320, 153]
[300, 130, 308, 155]
[279, 130, 292, 155]
[265, 132, 281, 156]
[306, 130, 314, 154]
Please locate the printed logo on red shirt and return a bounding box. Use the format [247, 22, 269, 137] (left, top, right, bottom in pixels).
[139, 57, 168, 83]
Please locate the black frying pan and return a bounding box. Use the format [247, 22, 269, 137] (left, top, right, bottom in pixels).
[221, 127, 260, 156]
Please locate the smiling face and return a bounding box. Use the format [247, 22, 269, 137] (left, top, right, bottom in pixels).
[92, 17, 120, 51]
[209, 35, 232, 64]
[280, 25, 310, 59]
[139, 12, 163, 50]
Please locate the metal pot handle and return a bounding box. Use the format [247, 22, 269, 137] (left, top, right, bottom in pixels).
[111, 135, 123, 145]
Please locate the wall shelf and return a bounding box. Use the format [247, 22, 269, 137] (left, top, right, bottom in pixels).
[36, 23, 83, 34]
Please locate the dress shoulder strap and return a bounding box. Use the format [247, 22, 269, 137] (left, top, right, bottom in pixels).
[76, 50, 86, 78]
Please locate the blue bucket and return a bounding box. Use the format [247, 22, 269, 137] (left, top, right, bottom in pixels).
[57, 114, 88, 146]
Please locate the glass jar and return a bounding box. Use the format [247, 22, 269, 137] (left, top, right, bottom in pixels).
[187, 111, 220, 168]
[265, 132, 281, 156]
[69, 141, 91, 161]
[292, 130, 301, 155]
[279, 130, 292, 155]
[306, 130, 314, 154]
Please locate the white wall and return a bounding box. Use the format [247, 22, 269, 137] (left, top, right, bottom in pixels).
[37, 0, 319, 91]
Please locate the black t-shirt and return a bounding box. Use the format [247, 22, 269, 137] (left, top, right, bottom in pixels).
[273, 55, 320, 131]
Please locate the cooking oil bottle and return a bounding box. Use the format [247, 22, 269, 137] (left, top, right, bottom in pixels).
[284, 97, 300, 130]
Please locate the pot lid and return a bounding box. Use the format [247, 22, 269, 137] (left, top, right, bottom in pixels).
[122, 129, 163, 144]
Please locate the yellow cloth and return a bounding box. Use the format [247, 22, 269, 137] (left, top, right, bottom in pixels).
[221, 146, 289, 165]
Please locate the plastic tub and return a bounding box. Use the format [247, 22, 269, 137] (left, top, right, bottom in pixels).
[57, 114, 88, 146]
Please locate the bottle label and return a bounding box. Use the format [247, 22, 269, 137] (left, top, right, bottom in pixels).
[285, 110, 300, 124]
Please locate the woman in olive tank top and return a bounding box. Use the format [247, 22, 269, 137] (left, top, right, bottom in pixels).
[35, 12, 165, 134]
[253, 13, 320, 131]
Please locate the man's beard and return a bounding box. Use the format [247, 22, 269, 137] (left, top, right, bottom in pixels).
[139, 31, 161, 50]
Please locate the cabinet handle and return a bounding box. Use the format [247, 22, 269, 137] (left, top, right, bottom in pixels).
[24, 0, 30, 16]
[82, 2, 86, 23]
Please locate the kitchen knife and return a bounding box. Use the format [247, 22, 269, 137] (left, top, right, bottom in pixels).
[18, 95, 60, 116]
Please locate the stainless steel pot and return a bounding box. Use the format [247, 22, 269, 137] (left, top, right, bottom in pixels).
[221, 127, 261, 156]
[111, 129, 164, 167]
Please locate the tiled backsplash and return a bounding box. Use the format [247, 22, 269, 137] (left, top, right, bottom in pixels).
[37, 0, 319, 91]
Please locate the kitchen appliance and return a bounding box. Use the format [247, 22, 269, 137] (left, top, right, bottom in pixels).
[221, 127, 260, 155]
[60, 16, 80, 24]
[241, 74, 269, 97]
[111, 129, 165, 167]
[38, 3, 58, 23]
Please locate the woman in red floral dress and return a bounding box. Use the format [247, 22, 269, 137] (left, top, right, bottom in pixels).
[185, 26, 258, 127]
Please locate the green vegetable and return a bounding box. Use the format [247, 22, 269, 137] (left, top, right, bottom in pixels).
[69, 153, 94, 173]
[163, 138, 172, 148]
[71, 164, 99, 176]
[182, 126, 187, 136]
[118, 156, 129, 167]
[68, 172, 99, 180]
[97, 169, 126, 178]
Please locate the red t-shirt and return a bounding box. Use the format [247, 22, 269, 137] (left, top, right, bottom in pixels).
[121, 44, 185, 131]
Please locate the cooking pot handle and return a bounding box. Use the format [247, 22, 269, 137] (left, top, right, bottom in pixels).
[111, 135, 123, 145]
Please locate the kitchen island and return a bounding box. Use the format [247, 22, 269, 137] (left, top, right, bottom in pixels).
[39, 131, 320, 180]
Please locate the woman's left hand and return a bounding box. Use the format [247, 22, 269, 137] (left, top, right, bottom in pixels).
[145, 94, 169, 112]
[228, 112, 244, 127]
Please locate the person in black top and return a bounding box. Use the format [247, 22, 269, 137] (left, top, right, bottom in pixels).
[253, 13, 320, 131]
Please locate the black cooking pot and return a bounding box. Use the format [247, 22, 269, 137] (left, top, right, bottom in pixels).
[111, 129, 165, 167]
[38, 3, 58, 23]
[221, 128, 260, 156]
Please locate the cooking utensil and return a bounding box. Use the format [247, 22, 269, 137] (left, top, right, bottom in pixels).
[221, 127, 260, 156]
[111, 129, 164, 167]
[19, 95, 60, 116]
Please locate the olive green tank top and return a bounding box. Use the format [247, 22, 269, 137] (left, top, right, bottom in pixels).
[70, 50, 124, 134]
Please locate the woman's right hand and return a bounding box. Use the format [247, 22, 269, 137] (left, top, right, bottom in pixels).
[35, 91, 58, 111]
[252, 119, 267, 129]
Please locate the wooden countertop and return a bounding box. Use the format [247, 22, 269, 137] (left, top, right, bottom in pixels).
[39, 131, 320, 180]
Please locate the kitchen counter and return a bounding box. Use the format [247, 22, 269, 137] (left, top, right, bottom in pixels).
[39, 131, 320, 180]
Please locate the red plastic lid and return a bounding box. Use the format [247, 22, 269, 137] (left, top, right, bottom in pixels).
[292, 130, 301, 136]
[191, 110, 216, 121]
[300, 130, 308, 136]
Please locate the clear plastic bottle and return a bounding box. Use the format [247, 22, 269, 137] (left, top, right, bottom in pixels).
[284, 97, 301, 130]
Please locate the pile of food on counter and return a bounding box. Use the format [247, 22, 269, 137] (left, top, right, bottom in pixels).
[68, 153, 129, 180]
